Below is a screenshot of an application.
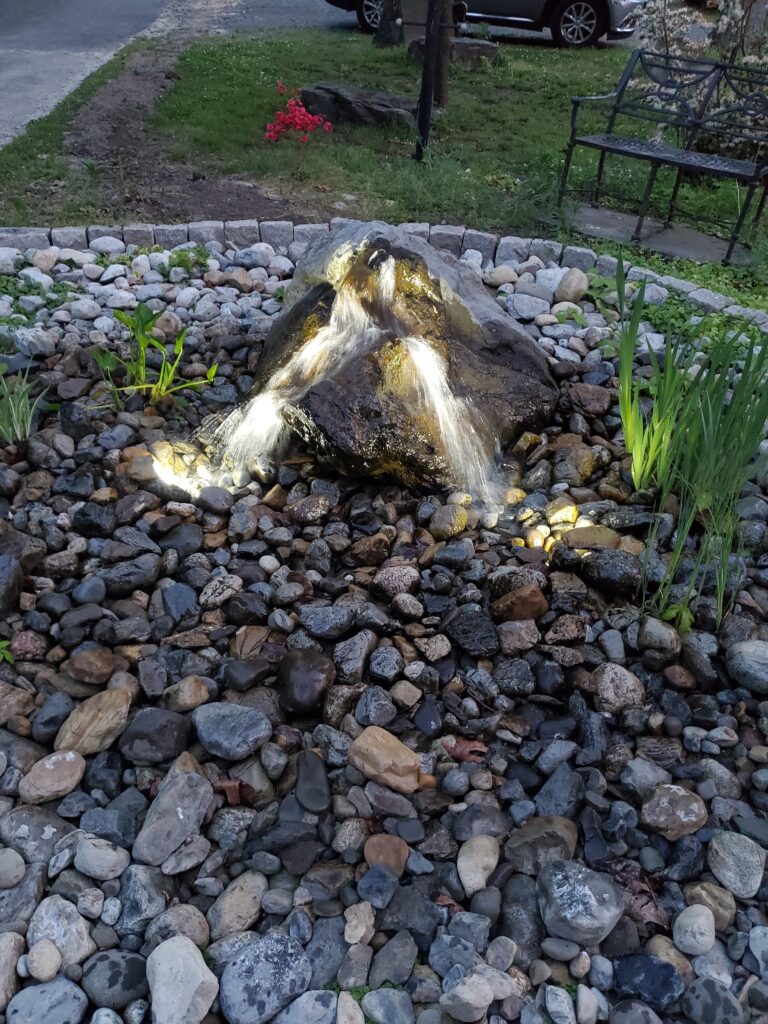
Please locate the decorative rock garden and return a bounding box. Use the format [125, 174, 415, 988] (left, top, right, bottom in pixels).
[0, 217, 765, 1024]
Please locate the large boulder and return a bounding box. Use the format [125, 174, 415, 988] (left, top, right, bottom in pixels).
[302, 84, 418, 130]
[205, 222, 556, 491]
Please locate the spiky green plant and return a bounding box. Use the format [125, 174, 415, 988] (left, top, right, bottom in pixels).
[0, 365, 48, 444]
[92, 302, 217, 406]
[615, 260, 768, 626]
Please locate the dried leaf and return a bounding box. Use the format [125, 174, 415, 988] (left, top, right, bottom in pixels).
[605, 859, 669, 928]
[442, 736, 488, 763]
[434, 893, 463, 915]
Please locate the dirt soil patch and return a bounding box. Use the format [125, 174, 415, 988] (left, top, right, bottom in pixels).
[65, 45, 323, 225]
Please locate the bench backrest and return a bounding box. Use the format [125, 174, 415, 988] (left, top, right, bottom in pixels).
[698, 62, 768, 148]
[606, 50, 768, 159]
[608, 50, 722, 137]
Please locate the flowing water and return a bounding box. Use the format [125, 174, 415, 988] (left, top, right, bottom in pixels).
[197, 252, 503, 501]
[402, 336, 501, 501]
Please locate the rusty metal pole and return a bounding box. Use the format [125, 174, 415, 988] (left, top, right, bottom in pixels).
[414, 0, 441, 161]
[434, 0, 453, 109]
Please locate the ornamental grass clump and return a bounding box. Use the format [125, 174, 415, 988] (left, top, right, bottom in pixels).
[616, 267, 688, 493]
[0, 366, 48, 445]
[616, 263, 768, 625]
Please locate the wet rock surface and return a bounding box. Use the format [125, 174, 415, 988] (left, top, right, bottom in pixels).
[0, 223, 765, 1023]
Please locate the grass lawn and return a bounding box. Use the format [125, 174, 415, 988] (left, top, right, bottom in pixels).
[153, 32, 621, 233]
[0, 30, 765, 303]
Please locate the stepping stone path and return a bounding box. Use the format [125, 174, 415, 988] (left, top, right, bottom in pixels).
[0, 223, 764, 1024]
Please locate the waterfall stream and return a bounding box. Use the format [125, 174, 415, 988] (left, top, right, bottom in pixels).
[185, 251, 502, 500]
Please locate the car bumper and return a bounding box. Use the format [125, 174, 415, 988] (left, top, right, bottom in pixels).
[607, 0, 646, 36]
[325, 0, 356, 10]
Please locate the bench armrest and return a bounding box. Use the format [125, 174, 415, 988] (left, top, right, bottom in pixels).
[569, 92, 619, 134]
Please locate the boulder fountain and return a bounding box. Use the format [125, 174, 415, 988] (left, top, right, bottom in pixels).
[154, 222, 557, 500]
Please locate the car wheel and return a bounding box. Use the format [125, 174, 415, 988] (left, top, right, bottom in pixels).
[356, 0, 383, 31]
[550, 0, 604, 46]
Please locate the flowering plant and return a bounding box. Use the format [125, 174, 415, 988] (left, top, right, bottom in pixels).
[265, 82, 333, 144]
[637, 0, 768, 62]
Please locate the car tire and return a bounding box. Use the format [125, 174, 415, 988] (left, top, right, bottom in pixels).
[550, 0, 605, 46]
[356, 0, 383, 31]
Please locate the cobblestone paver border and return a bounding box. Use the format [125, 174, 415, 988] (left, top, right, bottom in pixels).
[0, 218, 765, 327]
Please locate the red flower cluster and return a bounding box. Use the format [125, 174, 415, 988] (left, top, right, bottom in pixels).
[265, 83, 333, 144]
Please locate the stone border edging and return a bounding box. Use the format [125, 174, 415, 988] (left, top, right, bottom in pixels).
[0, 217, 765, 327]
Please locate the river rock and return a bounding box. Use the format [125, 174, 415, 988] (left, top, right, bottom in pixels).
[591, 663, 645, 713]
[683, 882, 735, 932]
[119, 708, 191, 763]
[0, 806, 74, 863]
[191, 703, 271, 759]
[681, 976, 745, 1024]
[272, 990, 338, 1024]
[613, 954, 685, 1011]
[74, 835, 131, 880]
[457, 835, 500, 897]
[146, 936, 219, 1024]
[555, 268, 589, 303]
[0, 849, 24, 890]
[504, 817, 578, 874]
[18, 750, 86, 804]
[439, 971, 495, 1021]
[81, 950, 148, 1009]
[337, 991, 365, 1024]
[27, 895, 96, 965]
[219, 933, 312, 1024]
[6, 977, 88, 1024]
[609, 1002, 663, 1024]
[361, 988, 415, 1024]
[641, 784, 708, 840]
[726, 640, 768, 693]
[54, 689, 132, 754]
[348, 726, 421, 793]
[207, 870, 268, 940]
[279, 650, 335, 712]
[0, 932, 22, 1010]
[537, 860, 624, 945]
[707, 831, 766, 899]
[26, 939, 62, 982]
[673, 904, 715, 955]
[133, 765, 213, 865]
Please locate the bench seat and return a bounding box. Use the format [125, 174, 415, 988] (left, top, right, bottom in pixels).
[574, 134, 765, 183]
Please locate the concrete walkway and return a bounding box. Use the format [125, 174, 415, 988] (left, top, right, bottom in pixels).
[571, 204, 751, 266]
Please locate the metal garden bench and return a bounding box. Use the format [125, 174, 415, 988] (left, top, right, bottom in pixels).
[557, 49, 768, 264]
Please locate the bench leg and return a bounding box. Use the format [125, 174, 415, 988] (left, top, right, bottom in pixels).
[633, 162, 660, 242]
[724, 183, 757, 266]
[664, 167, 684, 229]
[592, 151, 608, 206]
[557, 140, 576, 207]
[753, 184, 768, 231]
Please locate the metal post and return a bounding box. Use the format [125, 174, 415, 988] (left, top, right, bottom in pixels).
[434, 0, 453, 109]
[414, 0, 441, 161]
